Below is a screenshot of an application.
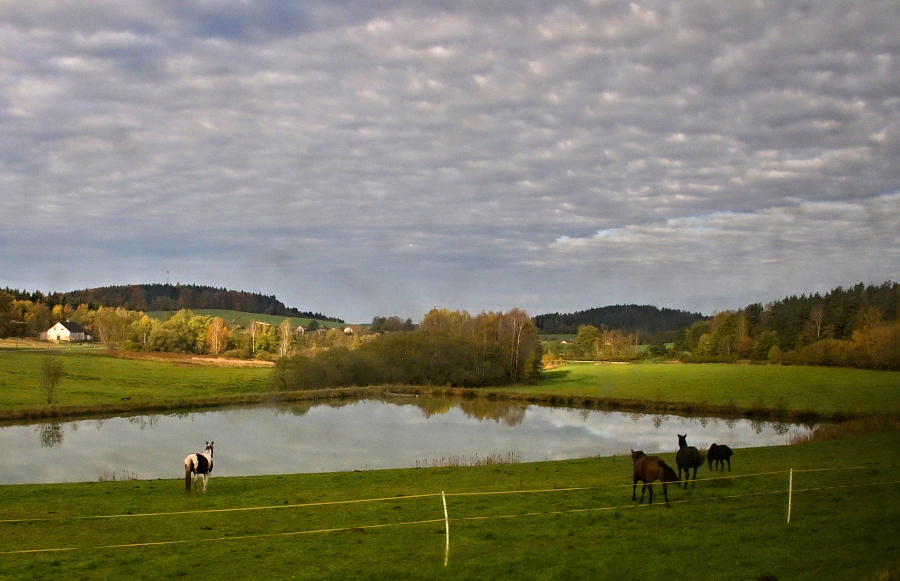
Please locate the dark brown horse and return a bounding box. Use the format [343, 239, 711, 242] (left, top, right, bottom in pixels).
[707, 443, 733, 471]
[676, 434, 704, 489]
[631, 449, 679, 506]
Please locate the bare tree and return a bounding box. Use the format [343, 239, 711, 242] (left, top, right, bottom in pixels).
[810, 303, 826, 339]
[278, 319, 293, 357]
[38, 357, 64, 404]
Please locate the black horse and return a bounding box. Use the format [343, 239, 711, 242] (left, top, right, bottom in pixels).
[707, 443, 733, 472]
[631, 449, 679, 506]
[676, 434, 704, 489]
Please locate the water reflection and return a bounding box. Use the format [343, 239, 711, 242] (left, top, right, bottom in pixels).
[37, 424, 64, 448]
[0, 397, 816, 484]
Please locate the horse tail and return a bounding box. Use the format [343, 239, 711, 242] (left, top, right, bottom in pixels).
[659, 460, 679, 482]
[185, 457, 194, 493]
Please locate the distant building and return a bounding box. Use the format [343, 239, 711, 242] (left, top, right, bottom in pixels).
[43, 321, 93, 343]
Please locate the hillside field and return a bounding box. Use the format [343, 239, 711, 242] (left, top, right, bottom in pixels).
[143, 309, 345, 329]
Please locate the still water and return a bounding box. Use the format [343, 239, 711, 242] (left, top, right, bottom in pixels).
[0, 396, 813, 484]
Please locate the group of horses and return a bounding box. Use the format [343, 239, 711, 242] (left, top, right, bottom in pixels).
[631, 434, 733, 505]
[183, 436, 729, 501]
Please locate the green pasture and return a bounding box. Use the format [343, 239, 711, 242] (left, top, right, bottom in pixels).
[0, 432, 898, 580]
[0, 349, 270, 410]
[529, 362, 900, 416]
[1, 349, 899, 418]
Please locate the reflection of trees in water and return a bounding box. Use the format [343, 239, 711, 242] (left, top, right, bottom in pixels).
[37, 424, 64, 447]
[771, 422, 791, 436]
[408, 396, 527, 426]
[271, 402, 314, 417]
[652, 414, 669, 429]
[457, 399, 526, 426]
[127, 415, 160, 429]
[416, 397, 454, 418]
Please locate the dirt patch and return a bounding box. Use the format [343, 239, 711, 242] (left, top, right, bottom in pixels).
[102, 350, 275, 367]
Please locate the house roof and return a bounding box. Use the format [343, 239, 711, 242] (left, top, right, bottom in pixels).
[55, 321, 87, 333]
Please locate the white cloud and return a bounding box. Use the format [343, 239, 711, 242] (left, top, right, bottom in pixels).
[1, 0, 899, 321]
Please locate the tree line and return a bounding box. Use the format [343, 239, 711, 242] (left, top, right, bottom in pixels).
[675, 281, 900, 370]
[0, 291, 333, 358]
[1, 284, 343, 323]
[273, 308, 542, 390]
[533, 304, 705, 340]
[0, 290, 543, 385]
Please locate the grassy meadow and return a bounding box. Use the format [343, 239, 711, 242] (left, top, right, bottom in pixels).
[1, 348, 899, 578]
[0, 432, 898, 580]
[531, 362, 900, 416]
[0, 348, 271, 413]
[2, 348, 898, 419]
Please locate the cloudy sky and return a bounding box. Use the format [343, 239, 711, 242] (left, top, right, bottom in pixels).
[2, 0, 898, 323]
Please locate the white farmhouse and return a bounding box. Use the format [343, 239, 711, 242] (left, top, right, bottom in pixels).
[44, 321, 93, 343]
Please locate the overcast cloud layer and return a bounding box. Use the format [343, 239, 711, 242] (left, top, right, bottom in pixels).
[2, 0, 899, 322]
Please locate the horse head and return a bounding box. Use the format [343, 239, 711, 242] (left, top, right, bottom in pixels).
[678, 434, 688, 448]
[206, 441, 214, 457]
[630, 449, 645, 463]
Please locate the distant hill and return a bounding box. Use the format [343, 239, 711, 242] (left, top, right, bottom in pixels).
[26, 284, 345, 324]
[533, 304, 706, 339]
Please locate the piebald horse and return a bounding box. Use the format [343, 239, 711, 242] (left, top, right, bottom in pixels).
[184, 441, 214, 493]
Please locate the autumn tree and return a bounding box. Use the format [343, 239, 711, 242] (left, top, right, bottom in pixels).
[206, 317, 230, 355]
[278, 318, 293, 357]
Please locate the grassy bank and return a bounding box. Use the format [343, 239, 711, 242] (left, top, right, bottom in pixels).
[1, 431, 898, 580]
[2, 350, 899, 422]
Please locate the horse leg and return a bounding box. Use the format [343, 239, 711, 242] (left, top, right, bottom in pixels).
[202, 474, 209, 493]
[632, 480, 638, 501]
[726, 458, 731, 471]
[691, 467, 697, 490]
[645, 483, 652, 505]
[661, 482, 668, 506]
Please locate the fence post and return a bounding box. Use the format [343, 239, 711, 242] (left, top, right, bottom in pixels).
[442, 491, 450, 567]
[787, 469, 793, 524]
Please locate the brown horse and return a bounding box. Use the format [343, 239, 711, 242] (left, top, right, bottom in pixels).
[631, 449, 679, 506]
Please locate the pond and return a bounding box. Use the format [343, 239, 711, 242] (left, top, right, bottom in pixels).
[0, 396, 814, 484]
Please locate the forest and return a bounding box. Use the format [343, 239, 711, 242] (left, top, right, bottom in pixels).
[674, 281, 900, 370]
[1, 280, 898, 372]
[538, 282, 900, 371]
[533, 304, 705, 340]
[1, 284, 342, 324]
